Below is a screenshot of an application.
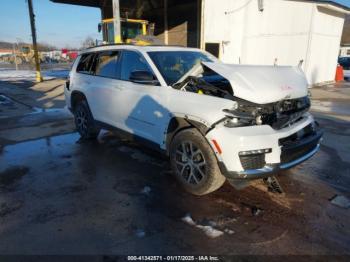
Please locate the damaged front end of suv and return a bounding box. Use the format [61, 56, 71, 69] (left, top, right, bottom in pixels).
[170, 61, 322, 190]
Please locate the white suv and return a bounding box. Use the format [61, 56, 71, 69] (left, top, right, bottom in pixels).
[65, 45, 322, 195]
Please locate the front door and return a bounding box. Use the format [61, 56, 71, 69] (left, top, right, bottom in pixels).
[117, 50, 169, 145]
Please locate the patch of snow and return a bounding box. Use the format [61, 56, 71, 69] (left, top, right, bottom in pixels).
[330, 195, 350, 209]
[0, 69, 69, 81]
[182, 214, 196, 226]
[224, 229, 235, 235]
[196, 225, 224, 238]
[181, 214, 224, 239]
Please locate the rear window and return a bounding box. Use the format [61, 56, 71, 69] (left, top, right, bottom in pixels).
[94, 51, 120, 79]
[76, 53, 95, 74]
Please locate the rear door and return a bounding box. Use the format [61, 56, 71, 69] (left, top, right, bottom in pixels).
[86, 50, 125, 126]
[73, 53, 96, 106]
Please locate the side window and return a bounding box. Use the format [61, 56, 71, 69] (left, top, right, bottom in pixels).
[120, 51, 152, 81]
[95, 51, 120, 79]
[76, 53, 94, 74]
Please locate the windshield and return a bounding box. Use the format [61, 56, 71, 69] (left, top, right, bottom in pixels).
[148, 51, 214, 85]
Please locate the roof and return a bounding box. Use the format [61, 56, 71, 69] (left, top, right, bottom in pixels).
[50, 0, 101, 8]
[50, 0, 350, 11]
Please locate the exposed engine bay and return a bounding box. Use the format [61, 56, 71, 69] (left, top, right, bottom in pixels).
[173, 63, 311, 130]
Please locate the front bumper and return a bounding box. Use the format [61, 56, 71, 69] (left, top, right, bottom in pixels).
[206, 114, 323, 180]
[218, 136, 321, 180]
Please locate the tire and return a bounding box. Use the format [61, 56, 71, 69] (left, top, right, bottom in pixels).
[170, 128, 226, 196]
[73, 100, 100, 139]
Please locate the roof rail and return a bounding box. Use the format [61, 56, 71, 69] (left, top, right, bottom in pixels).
[82, 43, 186, 51]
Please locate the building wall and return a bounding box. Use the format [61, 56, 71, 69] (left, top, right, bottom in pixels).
[307, 6, 345, 84]
[203, 0, 346, 85]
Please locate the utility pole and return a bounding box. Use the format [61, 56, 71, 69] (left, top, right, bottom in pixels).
[112, 0, 122, 44]
[27, 0, 43, 82]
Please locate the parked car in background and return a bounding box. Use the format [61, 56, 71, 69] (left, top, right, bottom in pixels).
[65, 45, 323, 196]
[338, 56, 350, 70]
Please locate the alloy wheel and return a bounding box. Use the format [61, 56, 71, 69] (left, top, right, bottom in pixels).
[75, 107, 88, 135]
[175, 141, 207, 185]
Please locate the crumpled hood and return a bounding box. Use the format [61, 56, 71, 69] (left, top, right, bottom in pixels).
[202, 62, 309, 104]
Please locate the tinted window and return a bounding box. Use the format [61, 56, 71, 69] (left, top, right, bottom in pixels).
[121, 22, 143, 40]
[120, 51, 151, 81]
[95, 51, 120, 79]
[76, 53, 94, 74]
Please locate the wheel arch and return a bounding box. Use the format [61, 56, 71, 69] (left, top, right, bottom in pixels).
[71, 91, 87, 110]
[165, 116, 211, 155]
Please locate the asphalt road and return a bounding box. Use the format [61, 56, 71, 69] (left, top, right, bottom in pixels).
[0, 78, 349, 255]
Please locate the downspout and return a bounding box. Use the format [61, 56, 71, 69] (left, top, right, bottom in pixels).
[200, 0, 205, 49]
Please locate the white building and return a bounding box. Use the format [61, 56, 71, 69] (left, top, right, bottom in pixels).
[202, 0, 350, 86]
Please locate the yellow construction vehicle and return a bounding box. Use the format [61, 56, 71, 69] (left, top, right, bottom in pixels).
[98, 18, 160, 46]
[3, 45, 45, 65]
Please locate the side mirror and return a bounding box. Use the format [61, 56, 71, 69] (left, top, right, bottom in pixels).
[98, 23, 102, 33]
[129, 70, 159, 85]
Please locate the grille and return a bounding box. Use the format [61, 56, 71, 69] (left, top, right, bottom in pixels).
[239, 154, 266, 170]
[280, 142, 317, 164]
[279, 125, 322, 164]
[279, 124, 315, 146]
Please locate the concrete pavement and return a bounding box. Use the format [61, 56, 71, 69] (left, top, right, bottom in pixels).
[0, 78, 349, 255]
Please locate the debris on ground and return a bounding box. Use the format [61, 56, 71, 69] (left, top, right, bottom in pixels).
[140, 186, 151, 195]
[181, 214, 224, 238]
[224, 229, 235, 235]
[263, 176, 284, 194]
[329, 195, 350, 209]
[251, 206, 263, 216]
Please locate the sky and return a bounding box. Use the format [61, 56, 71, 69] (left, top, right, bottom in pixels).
[0, 0, 101, 48]
[0, 0, 349, 49]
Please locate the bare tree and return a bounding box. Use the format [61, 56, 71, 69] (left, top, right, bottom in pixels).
[81, 36, 95, 49]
